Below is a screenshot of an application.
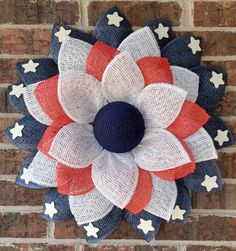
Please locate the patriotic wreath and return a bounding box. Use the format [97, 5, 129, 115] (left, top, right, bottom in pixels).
[4, 6, 235, 242]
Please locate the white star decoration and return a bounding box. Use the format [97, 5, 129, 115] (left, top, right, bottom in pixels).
[210, 71, 225, 88]
[55, 27, 71, 43]
[188, 37, 201, 54]
[22, 60, 39, 73]
[10, 122, 24, 140]
[20, 168, 31, 184]
[201, 175, 218, 192]
[83, 223, 99, 238]
[214, 129, 229, 146]
[171, 205, 186, 220]
[154, 23, 169, 40]
[9, 84, 25, 98]
[44, 202, 58, 219]
[107, 12, 124, 27]
[137, 219, 154, 234]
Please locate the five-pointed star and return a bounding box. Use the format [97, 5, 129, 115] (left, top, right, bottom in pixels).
[20, 168, 31, 184]
[55, 27, 71, 43]
[137, 219, 154, 234]
[9, 84, 25, 98]
[201, 175, 218, 192]
[214, 129, 229, 146]
[210, 71, 225, 88]
[10, 122, 24, 140]
[83, 223, 99, 238]
[188, 37, 201, 54]
[171, 205, 186, 220]
[107, 12, 124, 27]
[154, 23, 169, 40]
[22, 60, 39, 73]
[44, 202, 58, 219]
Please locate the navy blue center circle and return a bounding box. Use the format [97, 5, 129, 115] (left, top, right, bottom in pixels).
[93, 101, 145, 153]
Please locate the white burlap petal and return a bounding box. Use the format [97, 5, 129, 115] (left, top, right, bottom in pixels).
[58, 72, 105, 123]
[118, 27, 160, 61]
[58, 37, 92, 73]
[132, 128, 191, 171]
[49, 123, 103, 168]
[145, 175, 177, 221]
[135, 83, 187, 128]
[184, 127, 217, 163]
[102, 52, 144, 102]
[69, 188, 113, 225]
[171, 66, 199, 102]
[24, 83, 52, 125]
[92, 150, 139, 209]
[26, 151, 57, 187]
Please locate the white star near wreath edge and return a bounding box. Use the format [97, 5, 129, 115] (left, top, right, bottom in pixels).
[107, 12, 124, 27]
[55, 27, 71, 43]
[214, 129, 229, 146]
[201, 175, 218, 192]
[83, 223, 99, 238]
[188, 37, 201, 54]
[137, 218, 154, 234]
[210, 71, 225, 88]
[22, 60, 39, 73]
[9, 84, 25, 98]
[44, 202, 58, 219]
[20, 168, 31, 185]
[171, 205, 186, 220]
[10, 122, 24, 140]
[154, 23, 169, 40]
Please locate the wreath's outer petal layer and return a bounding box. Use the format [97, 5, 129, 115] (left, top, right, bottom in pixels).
[171, 66, 199, 102]
[94, 5, 132, 48]
[144, 175, 177, 220]
[69, 188, 114, 225]
[25, 151, 57, 187]
[57, 163, 95, 196]
[51, 23, 96, 63]
[179, 160, 223, 192]
[133, 128, 191, 172]
[135, 84, 187, 129]
[136, 57, 173, 85]
[102, 52, 144, 102]
[167, 100, 210, 139]
[83, 206, 123, 243]
[58, 72, 104, 124]
[16, 58, 58, 86]
[118, 27, 160, 61]
[124, 209, 162, 242]
[161, 36, 201, 68]
[125, 168, 152, 214]
[49, 123, 103, 168]
[4, 115, 47, 152]
[43, 188, 73, 223]
[92, 150, 139, 209]
[192, 66, 226, 110]
[184, 128, 217, 163]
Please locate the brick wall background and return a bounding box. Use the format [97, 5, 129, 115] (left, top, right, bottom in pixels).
[0, 0, 236, 250]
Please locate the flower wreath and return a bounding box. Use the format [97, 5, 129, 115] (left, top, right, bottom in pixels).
[4, 6, 235, 243]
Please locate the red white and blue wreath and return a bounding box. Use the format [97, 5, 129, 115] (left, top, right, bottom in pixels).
[5, 6, 235, 242]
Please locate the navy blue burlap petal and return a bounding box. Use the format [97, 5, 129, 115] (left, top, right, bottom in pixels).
[43, 188, 73, 223]
[94, 5, 132, 48]
[170, 182, 191, 224]
[179, 160, 223, 192]
[192, 66, 226, 110]
[83, 206, 123, 243]
[16, 58, 58, 86]
[124, 210, 162, 242]
[15, 152, 45, 189]
[204, 115, 235, 149]
[51, 23, 96, 63]
[6, 84, 28, 115]
[4, 115, 47, 152]
[161, 36, 201, 68]
[146, 19, 174, 49]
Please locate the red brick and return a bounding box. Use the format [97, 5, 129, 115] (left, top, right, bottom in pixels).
[0, 117, 18, 144]
[81, 246, 177, 251]
[216, 91, 236, 116]
[88, 1, 182, 26]
[0, 244, 75, 251]
[194, 1, 236, 27]
[0, 0, 79, 25]
[186, 245, 236, 251]
[0, 213, 47, 238]
[217, 152, 236, 179]
[0, 87, 15, 113]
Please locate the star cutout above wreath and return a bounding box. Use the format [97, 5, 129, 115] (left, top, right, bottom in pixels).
[4, 5, 235, 243]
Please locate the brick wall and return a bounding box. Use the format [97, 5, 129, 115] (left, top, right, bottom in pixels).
[0, 0, 236, 250]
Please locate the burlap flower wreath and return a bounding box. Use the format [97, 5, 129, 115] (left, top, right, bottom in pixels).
[4, 6, 235, 242]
